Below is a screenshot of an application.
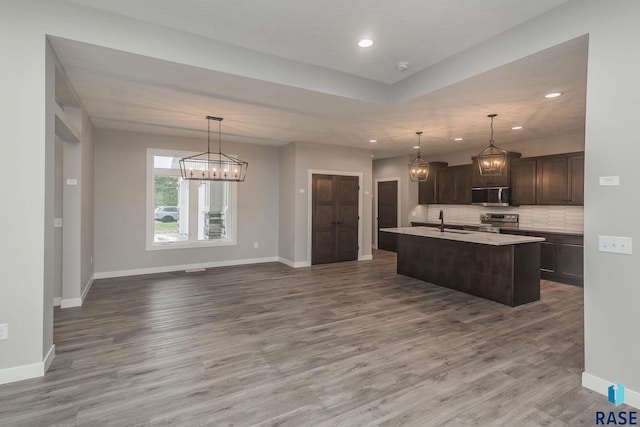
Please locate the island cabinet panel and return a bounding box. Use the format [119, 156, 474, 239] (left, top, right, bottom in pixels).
[396, 234, 540, 306]
[418, 162, 448, 204]
[437, 164, 473, 204]
[510, 158, 537, 205]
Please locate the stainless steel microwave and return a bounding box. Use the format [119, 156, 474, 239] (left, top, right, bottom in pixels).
[471, 187, 510, 207]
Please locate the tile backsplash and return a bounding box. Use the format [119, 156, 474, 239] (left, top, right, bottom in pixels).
[419, 204, 583, 233]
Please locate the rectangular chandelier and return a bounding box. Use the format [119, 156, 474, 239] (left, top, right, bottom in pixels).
[179, 116, 248, 182]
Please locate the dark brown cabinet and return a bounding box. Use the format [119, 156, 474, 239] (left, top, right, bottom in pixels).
[537, 152, 584, 205]
[471, 152, 520, 188]
[417, 151, 584, 206]
[501, 229, 583, 286]
[437, 164, 473, 204]
[418, 162, 447, 204]
[510, 158, 537, 205]
[567, 154, 584, 205]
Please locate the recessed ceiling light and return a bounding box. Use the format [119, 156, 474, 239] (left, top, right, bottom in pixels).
[371, 154, 375, 158]
[453, 137, 463, 141]
[545, 92, 562, 98]
[413, 145, 420, 149]
[369, 139, 377, 143]
[358, 39, 374, 48]
[512, 126, 524, 130]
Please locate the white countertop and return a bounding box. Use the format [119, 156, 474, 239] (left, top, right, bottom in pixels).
[381, 226, 545, 246]
[410, 220, 583, 236]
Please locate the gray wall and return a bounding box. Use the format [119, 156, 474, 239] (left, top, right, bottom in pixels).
[292, 142, 373, 264]
[278, 143, 296, 263]
[80, 110, 95, 292]
[94, 129, 279, 274]
[54, 137, 63, 302]
[581, 4, 640, 395]
[2, 0, 640, 398]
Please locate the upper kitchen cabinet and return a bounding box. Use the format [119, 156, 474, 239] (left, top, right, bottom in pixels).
[510, 158, 537, 205]
[537, 152, 584, 205]
[418, 162, 448, 204]
[471, 152, 521, 188]
[567, 154, 584, 205]
[438, 164, 473, 204]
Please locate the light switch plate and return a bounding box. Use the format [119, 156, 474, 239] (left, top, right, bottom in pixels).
[66, 178, 78, 186]
[54, 218, 63, 228]
[599, 235, 632, 255]
[599, 176, 620, 186]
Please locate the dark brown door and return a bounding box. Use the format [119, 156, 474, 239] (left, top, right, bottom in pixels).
[377, 180, 398, 252]
[312, 174, 359, 265]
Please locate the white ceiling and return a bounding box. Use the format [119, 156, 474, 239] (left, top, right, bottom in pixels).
[52, 1, 587, 159]
[65, 0, 568, 84]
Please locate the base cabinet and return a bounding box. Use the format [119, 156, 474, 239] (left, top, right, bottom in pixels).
[502, 229, 583, 286]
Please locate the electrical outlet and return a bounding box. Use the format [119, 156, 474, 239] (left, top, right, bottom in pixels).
[253, 242, 259, 249]
[0, 324, 8, 340]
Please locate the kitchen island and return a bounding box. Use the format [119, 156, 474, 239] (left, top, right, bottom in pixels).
[381, 227, 545, 306]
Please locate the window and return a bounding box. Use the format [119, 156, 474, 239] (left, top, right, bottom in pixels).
[146, 149, 237, 250]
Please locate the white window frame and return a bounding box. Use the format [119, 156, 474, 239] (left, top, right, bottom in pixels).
[146, 148, 237, 251]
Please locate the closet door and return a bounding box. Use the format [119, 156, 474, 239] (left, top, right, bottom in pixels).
[312, 174, 359, 265]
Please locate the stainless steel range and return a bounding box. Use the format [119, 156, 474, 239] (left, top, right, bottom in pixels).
[479, 213, 519, 233]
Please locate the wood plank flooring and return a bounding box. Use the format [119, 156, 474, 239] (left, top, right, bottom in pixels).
[0, 250, 628, 426]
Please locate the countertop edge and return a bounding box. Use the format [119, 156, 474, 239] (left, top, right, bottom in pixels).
[381, 227, 545, 246]
[409, 221, 583, 236]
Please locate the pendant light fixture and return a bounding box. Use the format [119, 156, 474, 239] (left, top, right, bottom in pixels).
[179, 116, 248, 182]
[477, 113, 507, 176]
[408, 131, 429, 182]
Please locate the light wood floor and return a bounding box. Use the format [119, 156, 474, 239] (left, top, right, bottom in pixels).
[0, 251, 626, 426]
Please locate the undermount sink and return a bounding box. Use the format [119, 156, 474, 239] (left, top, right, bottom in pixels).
[441, 228, 473, 234]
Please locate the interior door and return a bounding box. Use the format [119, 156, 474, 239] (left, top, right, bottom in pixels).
[312, 174, 359, 265]
[377, 180, 398, 252]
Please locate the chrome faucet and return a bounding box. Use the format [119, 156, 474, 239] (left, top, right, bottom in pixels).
[439, 209, 444, 232]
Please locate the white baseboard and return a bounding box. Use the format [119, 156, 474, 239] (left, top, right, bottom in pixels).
[93, 257, 280, 279]
[81, 276, 94, 303]
[582, 371, 640, 410]
[359, 254, 373, 261]
[43, 344, 55, 373]
[61, 297, 82, 308]
[277, 257, 310, 268]
[0, 344, 55, 385]
[58, 276, 94, 309]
